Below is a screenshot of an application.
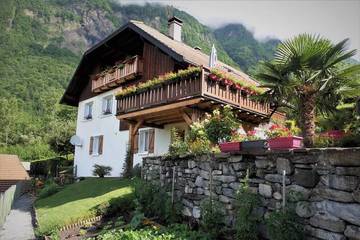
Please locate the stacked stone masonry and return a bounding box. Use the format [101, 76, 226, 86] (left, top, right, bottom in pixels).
[143, 148, 360, 240]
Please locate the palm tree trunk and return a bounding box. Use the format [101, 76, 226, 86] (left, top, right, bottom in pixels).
[299, 93, 316, 147]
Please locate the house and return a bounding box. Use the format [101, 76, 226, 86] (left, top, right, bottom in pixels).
[61, 17, 284, 177]
[0, 155, 30, 192]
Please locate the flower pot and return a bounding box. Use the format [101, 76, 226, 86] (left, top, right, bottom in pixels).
[219, 142, 241, 152]
[241, 140, 268, 150]
[268, 136, 303, 149]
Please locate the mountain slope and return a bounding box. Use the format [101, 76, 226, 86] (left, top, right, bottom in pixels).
[0, 0, 277, 160]
[214, 24, 280, 72]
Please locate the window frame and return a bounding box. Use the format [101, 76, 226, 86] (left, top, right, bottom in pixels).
[138, 129, 150, 154]
[92, 136, 100, 156]
[84, 102, 93, 120]
[90, 135, 103, 156]
[101, 95, 113, 115]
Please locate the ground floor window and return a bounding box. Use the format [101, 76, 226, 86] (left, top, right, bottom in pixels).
[89, 135, 103, 155]
[135, 129, 155, 154]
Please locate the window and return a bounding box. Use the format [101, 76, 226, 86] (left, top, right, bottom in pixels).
[102, 95, 113, 115]
[84, 102, 93, 120]
[89, 135, 103, 155]
[138, 130, 149, 153]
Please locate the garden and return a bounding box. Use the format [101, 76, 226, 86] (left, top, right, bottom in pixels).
[34, 34, 359, 240]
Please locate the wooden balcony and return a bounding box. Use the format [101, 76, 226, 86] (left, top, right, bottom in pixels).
[116, 67, 275, 125]
[92, 56, 143, 93]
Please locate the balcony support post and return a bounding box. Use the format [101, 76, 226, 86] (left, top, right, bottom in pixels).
[124, 119, 144, 177]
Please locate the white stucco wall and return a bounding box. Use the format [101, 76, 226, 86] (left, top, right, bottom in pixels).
[74, 89, 187, 177]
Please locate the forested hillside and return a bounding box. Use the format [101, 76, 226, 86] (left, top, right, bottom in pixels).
[0, 0, 278, 161]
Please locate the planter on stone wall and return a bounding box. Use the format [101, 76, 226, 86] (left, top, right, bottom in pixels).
[219, 142, 241, 152]
[268, 136, 303, 149]
[241, 140, 269, 150]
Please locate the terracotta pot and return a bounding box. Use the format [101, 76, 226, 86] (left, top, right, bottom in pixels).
[268, 136, 303, 149]
[219, 142, 241, 152]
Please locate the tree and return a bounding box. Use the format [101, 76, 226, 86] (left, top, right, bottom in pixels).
[48, 120, 75, 159]
[256, 34, 360, 146]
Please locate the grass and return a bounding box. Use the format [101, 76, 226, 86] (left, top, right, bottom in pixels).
[35, 178, 136, 236]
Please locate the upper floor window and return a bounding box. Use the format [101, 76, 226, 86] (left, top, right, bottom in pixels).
[84, 102, 93, 120]
[102, 95, 113, 115]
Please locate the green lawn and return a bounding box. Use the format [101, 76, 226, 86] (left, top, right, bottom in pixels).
[35, 178, 136, 235]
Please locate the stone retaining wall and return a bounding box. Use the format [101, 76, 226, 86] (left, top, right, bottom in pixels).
[143, 148, 360, 240]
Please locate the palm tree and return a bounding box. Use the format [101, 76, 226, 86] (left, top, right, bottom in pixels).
[256, 34, 360, 147]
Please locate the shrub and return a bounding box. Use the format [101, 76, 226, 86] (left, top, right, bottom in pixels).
[38, 182, 62, 199]
[200, 199, 225, 239]
[168, 128, 188, 156]
[122, 146, 132, 178]
[94, 224, 210, 240]
[314, 135, 335, 147]
[204, 106, 239, 144]
[92, 164, 112, 178]
[131, 163, 142, 178]
[266, 208, 304, 240]
[134, 181, 181, 224]
[95, 194, 135, 217]
[338, 133, 360, 147]
[234, 171, 261, 240]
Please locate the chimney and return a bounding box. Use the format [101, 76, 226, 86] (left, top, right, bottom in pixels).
[168, 16, 183, 42]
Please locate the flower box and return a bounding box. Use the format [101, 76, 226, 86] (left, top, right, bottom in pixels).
[219, 142, 241, 152]
[241, 140, 268, 150]
[268, 136, 303, 149]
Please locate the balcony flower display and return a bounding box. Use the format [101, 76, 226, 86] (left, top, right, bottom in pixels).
[116, 67, 201, 98]
[266, 124, 303, 149]
[207, 68, 265, 95]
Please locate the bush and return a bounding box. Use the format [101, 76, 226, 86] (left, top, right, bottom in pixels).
[204, 106, 239, 144]
[94, 224, 210, 240]
[200, 199, 225, 239]
[234, 171, 261, 240]
[93, 164, 112, 178]
[134, 181, 181, 224]
[266, 208, 304, 240]
[338, 133, 360, 147]
[38, 182, 62, 199]
[168, 128, 188, 156]
[131, 164, 142, 178]
[95, 194, 135, 217]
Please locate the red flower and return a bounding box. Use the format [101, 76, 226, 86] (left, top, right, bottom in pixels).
[208, 73, 218, 81]
[247, 130, 256, 136]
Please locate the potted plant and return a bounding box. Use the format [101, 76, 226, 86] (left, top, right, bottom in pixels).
[241, 130, 268, 150]
[219, 132, 244, 152]
[266, 125, 303, 149]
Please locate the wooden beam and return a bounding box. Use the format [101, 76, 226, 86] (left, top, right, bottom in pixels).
[133, 119, 144, 135]
[180, 110, 193, 125]
[157, 118, 184, 125]
[142, 122, 164, 129]
[146, 114, 182, 123]
[117, 98, 203, 120]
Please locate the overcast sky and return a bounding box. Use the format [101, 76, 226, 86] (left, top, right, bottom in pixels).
[119, 0, 360, 60]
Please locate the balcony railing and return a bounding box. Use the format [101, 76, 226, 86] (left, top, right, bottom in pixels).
[116, 67, 272, 118]
[92, 55, 143, 93]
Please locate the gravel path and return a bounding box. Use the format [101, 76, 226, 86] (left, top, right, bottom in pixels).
[0, 194, 36, 240]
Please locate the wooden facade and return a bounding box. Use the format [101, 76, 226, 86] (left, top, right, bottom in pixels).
[142, 42, 175, 81]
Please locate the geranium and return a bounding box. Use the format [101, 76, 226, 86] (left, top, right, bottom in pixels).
[245, 130, 261, 141]
[266, 125, 292, 138]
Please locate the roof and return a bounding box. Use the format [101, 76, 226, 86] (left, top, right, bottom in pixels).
[61, 20, 259, 106]
[0, 154, 30, 192]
